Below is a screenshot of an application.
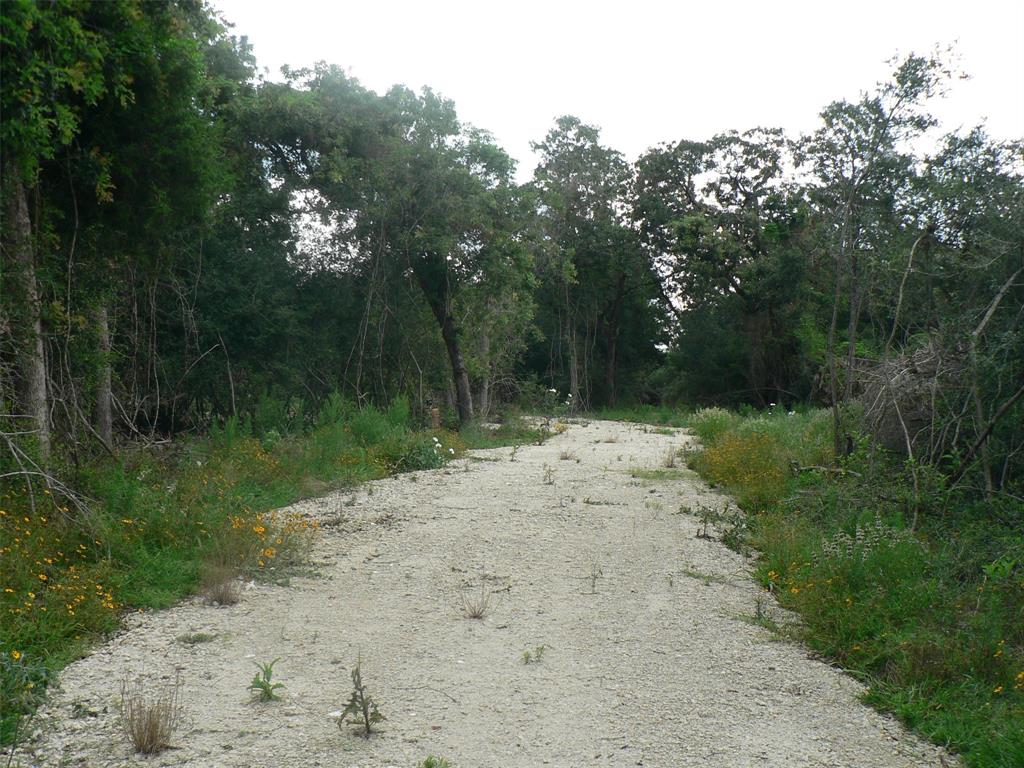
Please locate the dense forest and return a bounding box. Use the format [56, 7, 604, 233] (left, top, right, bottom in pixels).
[2, 1, 1023, 763]
[3, 1, 1022, 477]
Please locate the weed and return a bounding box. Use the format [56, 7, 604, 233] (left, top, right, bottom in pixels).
[0, 653, 49, 757]
[689, 502, 747, 551]
[199, 562, 241, 606]
[419, 757, 453, 768]
[457, 581, 493, 619]
[661, 448, 678, 468]
[679, 566, 729, 586]
[340, 659, 384, 738]
[543, 465, 554, 485]
[693, 504, 715, 539]
[558, 449, 578, 462]
[248, 659, 284, 702]
[119, 672, 184, 754]
[521, 645, 547, 664]
[176, 632, 216, 646]
[630, 468, 678, 480]
[585, 561, 603, 594]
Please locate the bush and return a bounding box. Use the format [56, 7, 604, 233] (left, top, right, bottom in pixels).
[350, 407, 394, 448]
[687, 407, 739, 444]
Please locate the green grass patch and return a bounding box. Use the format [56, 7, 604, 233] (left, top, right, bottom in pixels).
[684, 406, 1024, 767]
[629, 467, 684, 481]
[459, 412, 550, 449]
[595, 403, 691, 428]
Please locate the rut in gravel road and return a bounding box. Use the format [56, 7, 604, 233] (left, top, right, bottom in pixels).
[17, 420, 956, 768]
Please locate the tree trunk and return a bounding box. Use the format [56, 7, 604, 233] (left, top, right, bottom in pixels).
[602, 273, 625, 408]
[843, 250, 862, 402]
[2, 172, 50, 461]
[477, 328, 491, 419]
[94, 304, 113, 449]
[567, 324, 581, 412]
[412, 262, 474, 424]
[439, 312, 473, 423]
[604, 333, 618, 407]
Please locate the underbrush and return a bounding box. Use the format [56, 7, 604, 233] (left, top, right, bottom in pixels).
[0, 395, 460, 744]
[459, 411, 550, 449]
[684, 407, 1024, 767]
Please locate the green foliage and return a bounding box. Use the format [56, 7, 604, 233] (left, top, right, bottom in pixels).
[418, 757, 453, 768]
[350, 407, 395, 448]
[248, 659, 285, 702]
[596, 404, 690, 428]
[689, 407, 1024, 766]
[522, 644, 547, 664]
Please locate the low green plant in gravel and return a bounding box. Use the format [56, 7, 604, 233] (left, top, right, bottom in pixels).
[248, 659, 284, 702]
[522, 644, 547, 664]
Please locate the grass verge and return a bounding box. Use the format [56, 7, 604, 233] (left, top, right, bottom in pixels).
[0, 395, 462, 744]
[680, 406, 1024, 768]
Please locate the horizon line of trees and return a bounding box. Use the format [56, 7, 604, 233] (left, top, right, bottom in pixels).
[2, 1, 1022, 498]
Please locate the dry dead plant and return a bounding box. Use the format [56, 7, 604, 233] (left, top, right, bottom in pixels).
[457, 580, 494, 619]
[120, 672, 184, 754]
[661, 447, 678, 468]
[199, 561, 241, 605]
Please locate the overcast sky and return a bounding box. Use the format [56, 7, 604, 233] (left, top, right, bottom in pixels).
[212, 0, 1023, 180]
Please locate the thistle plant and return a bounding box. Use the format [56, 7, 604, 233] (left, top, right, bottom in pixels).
[340, 659, 384, 738]
[248, 659, 284, 702]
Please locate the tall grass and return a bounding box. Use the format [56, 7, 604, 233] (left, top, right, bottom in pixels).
[0, 395, 460, 743]
[684, 407, 1024, 767]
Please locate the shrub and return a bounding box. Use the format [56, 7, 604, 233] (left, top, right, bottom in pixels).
[687, 407, 739, 444]
[350, 407, 394, 448]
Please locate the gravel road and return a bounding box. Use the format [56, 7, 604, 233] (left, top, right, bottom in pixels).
[15, 420, 955, 768]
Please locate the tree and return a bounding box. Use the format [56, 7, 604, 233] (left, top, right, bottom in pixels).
[797, 51, 953, 453]
[634, 129, 810, 405]
[531, 116, 662, 407]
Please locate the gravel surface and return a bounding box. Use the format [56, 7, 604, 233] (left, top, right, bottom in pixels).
[15, 420, 956, 768]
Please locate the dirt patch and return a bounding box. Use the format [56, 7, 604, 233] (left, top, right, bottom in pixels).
[14, 420, 955, 767]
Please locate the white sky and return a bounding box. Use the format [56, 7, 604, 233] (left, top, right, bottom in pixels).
[212, 0, 1023, 180]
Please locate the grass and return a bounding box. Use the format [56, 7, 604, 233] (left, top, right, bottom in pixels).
[596, 403, 690, 428]
[629, 467, 682, 481]
[457, 580, 494, 619]
[119, 673, 184, 754]
[0, 396, 462, 744]
[458, 412, 550, 449]
[679, 406, 1024, 767]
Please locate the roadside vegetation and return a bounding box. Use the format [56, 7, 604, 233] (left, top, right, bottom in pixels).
[613, 403, 1023, 767]
[0, 396, 467, 743]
